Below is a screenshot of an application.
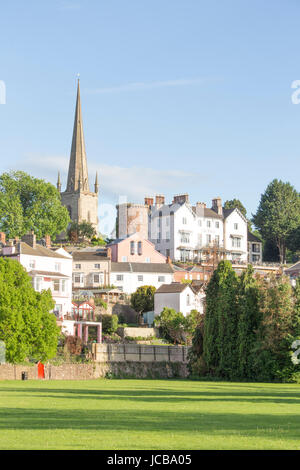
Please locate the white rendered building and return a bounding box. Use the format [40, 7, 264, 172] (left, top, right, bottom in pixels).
[149, 194, 248, 264]
[154, 282, 205, 317]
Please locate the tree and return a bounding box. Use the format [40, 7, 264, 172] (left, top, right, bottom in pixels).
[236, 265, 261, 379]
[67, 220, 97, 242]
[252, 179, 300, 264]
[203, 260, 240, 379]
[154, 308, 186, 344]
[0, 171, 70, 239]
[224, 199, 247, 219]
[224, 198, 252, 230]
[130, 286, 156, 321]
[0, 258, 60, 363]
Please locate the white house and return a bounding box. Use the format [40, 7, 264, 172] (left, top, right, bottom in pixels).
[154, 282, 205, 317]
[149, 194, 248, 264]
[110, 262, 174, 294]
[1, 233, 72, 316]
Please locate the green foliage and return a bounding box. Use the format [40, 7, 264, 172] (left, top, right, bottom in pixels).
[252, 179, 300, 263]
[101, 314, 119, 334]
[0, 171, 70, 239]
[0, 258, 60, 363]
[91, 236, 107, 246]
[130, 286, 156, 314]
[224, 199, 247, 219]
[198, 260, 300, 382]
[94, 298, 107, 309]
[155, 308, 199, 345]
[67, 220, 97, 242]
[203, 260, 239, 379]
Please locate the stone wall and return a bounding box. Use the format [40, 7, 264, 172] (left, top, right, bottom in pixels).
[0, 361, 189, 380]
[117, 327, 158, 339]
[91, 343, 189, 363]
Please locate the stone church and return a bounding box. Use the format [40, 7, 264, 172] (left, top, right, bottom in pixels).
[58, 80, 99, 232]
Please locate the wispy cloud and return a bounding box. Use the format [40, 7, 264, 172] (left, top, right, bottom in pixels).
[16, 154, 204, 236]
[58, 1, 81, 11]
[86, 78, 208, 95]
[18, 154, 201, 201]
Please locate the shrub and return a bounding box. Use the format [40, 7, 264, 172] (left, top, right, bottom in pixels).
[64, 335, 83, 356]
[101, 314, 119, 334]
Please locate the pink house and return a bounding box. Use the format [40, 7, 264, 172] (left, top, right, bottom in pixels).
[108, 233, 167, 264]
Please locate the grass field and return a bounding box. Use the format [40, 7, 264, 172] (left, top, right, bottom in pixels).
[0, 378, 300, 449]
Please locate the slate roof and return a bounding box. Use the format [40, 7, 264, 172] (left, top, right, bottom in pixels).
[111, 262, 174, 273]
[28, 270, 69, 278]
[155, 283, 191, 294]
[1, 242, 71, 259]
[72, 251, 110, 261]
[248, 231, 262, 243]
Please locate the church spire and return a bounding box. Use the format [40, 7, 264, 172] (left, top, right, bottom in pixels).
[66, 79, 89, 192]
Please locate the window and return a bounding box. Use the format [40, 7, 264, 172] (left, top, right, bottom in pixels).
[130, 241, 135, 255]
[215, 235, 220, 245]
[181, 232, 190, 244]
[54, 304, 62, 314]
[182, 217, 187, 225]
[29, 259, 36, 269]
[74, 273, 83, 284]
[234, 223, 238, 230]
[138, 275, 143, 282]
[94, 274, 100, 283]
[145, 257, 151, 263]
[166, 231, 170, 241]
[216, 222, 219, 228]
[122, 256, 127, 262]
[75, 264, 81, 269]
[232, 237, 241, 248]
[166, 217, 170, 227]
[206, 234, 211, 244]
[116, 275, 124, 281]
[33, 276, 42, 291]
[138, 241, 142, 255]
[207, 220, 211, 228]
[94, 263, 101, 269]
[252, 254, 260, 262]
[166, 249, 170, 258]
[53, 279, 60, 292]
[187, 294, 190, 306]
[158, 276, 165, 282]
[55, 263, 61, 272]
[61, 279, 67, 293]
[252, 243, 260, 253]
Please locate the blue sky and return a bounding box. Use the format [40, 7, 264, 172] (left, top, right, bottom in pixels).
[1, 0, 300, 234]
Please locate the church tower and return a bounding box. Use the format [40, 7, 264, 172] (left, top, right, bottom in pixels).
[59, 79, 99, 231]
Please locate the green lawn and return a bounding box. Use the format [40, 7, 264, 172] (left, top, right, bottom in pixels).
[0, 379, 300, 449]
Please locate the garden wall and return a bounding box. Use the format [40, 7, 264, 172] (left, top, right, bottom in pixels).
[91, 343, 189, 363]
[0, 361, 189, 380]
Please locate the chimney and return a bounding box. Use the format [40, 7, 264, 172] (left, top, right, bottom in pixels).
[44, 234, 51, 248]
[196, 202, 206, 216]
[107, 247, 112, 259]
[0, 232, 5, 245]
[144, 196, 154, 207]
[173, 194, 189, 205]
[21, 230, 36, 249]
[212, 197, 222, 216]
[166, 256, 172, 264]
[155, 195, 165, 207]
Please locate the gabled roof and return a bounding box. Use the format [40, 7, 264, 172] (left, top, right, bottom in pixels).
[72, 251, 110, 261]
[155, 283, 192, 294]
[20, 242, 70, 259]
[111, 262, 174, 274]
[248, 231, 262, 243]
